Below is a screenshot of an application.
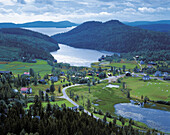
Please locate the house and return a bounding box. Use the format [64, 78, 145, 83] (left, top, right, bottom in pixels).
[135, 56, 139, 59]
[0, 71, 12, 75]
[140, 60, 145, 65]
[13, 89, 18, 93]
[21, 87, 32, 94]
[148, 62, 157, 65]
[163, 72, 168, 77]
[50, 76, 58, 82]
[125, 71, 131, 76]
[147, 64, 153, 68]
[38, 79, 47, 84]
[163, 76, 170, 80]
[155, 71, 162, 77]
[24, 72, 30, 75]
[60, 72, 65, 76]
[142, 75, 150, 81]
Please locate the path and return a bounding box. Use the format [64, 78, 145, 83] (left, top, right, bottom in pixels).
[133, 57, 142, 71]
[58, 84, 99, 119]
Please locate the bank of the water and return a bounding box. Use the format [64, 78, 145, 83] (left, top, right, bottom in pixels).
[114, 103, 170, 133]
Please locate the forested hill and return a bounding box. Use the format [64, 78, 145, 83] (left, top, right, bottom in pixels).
[52, 20, 170, 58]
[0, 28, 59, 61]
[0, 21, 78, 28]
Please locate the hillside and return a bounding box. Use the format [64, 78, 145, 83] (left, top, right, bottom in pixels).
[0, 28, 59, 61]
[124, 20, 170, 26]
[136, 24, 170, 33]
[52, 20, 170, 57]
[0, 21, 78, 28]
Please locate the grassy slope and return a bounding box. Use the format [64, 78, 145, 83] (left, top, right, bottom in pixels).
[123, 77, 170, 101]
[66, 81, 129, 115]
[0, 60, 51, 76]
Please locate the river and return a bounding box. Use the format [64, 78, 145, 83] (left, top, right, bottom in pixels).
[115, 103, 170, 133]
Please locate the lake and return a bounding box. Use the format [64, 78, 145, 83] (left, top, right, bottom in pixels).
[23, 27, 76, 36]
[114, 103, 170, 133]
[51, 44, 114, 67]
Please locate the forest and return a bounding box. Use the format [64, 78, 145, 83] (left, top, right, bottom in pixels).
[52, 20, 170, 61]
[0, 28, 59, 61]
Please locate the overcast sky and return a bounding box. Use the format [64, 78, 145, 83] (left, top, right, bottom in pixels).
[0, 0, 170, 23]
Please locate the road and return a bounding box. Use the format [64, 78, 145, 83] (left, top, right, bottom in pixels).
[58, 74, 125, 120]
[58, 84, 100, 119]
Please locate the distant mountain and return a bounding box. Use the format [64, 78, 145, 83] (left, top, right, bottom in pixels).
[124, 20, 170, 26]
[0, 28, 59, 61]
[52, 20, 170, 60]
[136, 24, 170, 33]
[0, 21, 78, 28]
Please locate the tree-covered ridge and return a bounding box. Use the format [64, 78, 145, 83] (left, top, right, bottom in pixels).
[52, 20, 170, 60]
[0, 28, 59, 61]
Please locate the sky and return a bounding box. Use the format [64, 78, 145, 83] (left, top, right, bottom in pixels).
[0, 0, 170, 23]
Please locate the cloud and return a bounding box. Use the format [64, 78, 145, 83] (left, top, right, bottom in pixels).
[0, 0, 169, 23]
[138, 7, 155, 13]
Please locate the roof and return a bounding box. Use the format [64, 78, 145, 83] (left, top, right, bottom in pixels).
[21, 88, 29, 91]
[24, 72, 30, 75]
[0, 71, 12, 74]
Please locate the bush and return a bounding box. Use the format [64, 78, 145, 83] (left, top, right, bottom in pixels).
[62, 84, 65, 88]
[69, 83, 71, 86]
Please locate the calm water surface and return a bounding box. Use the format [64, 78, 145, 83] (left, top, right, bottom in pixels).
[51, 44, 114, 67]
[115, 103, 170, 133]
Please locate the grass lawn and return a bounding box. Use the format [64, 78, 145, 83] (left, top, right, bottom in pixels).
[0, 59, 52, 77]
[92, 60, 139, 70]
[123, 77, 170, 101]
[25, 98, 74, 110]
[66, 81, 129, 115]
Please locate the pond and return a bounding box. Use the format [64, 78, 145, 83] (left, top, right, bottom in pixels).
[114, 103, 170, 133]
[51, 44, 114, 67]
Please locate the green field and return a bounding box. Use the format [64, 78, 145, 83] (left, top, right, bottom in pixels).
[123, 77, 170, 101]
[26, 98, 74, 110]
[67, 81, 129, 115]
[0, 59, 52, 76]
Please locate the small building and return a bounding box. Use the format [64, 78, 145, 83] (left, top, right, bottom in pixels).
[60, 72, 65, 76]
[163, 76, 170, 80]
[148, 62, 157, 65]
[0, 71, 12, 75]
[163, 72, 168, 77]
[142, 75, 150, 81]
[13, 89, 18, 93]
[155, 71, 162, 77]
[140, 60, 145, 65]
[50, 76, 58, 82]
[147, 64, 153, 68]
[125, 71, 131, 76]
[135, 56, 139, 59]
[24, 72, 30, 75]
[38, 79, 47, 84]
[21, 87, 32, 94]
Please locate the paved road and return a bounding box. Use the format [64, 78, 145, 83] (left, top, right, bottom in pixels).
[58, 84, 100, 119]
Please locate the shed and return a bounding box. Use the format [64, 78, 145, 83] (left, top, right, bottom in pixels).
[155, 71, 162, 77]
[21, 87, 32, 94]
[50, 76, 58, 82]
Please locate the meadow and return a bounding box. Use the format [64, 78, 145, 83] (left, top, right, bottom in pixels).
[122, 77, 170, 101]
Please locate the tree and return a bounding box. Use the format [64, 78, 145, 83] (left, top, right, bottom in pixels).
[87, 99, 91, 110]
[45, 93, 49, 102]
[58, 86, 61, 93]
[50, 84, 55, 93]
[51, 95, 55, 102]
[30, 68, 34, 77]
[88, 87, 90, 93]
[122, 65, 126, 72]
[127, 91, 130, 98]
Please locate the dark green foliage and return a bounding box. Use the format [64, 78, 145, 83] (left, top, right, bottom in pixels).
[50, 84, 55, 93]
[58, 86, 61, 93]
[52, 20, 170, 61]
[0, 28, 59, 61]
